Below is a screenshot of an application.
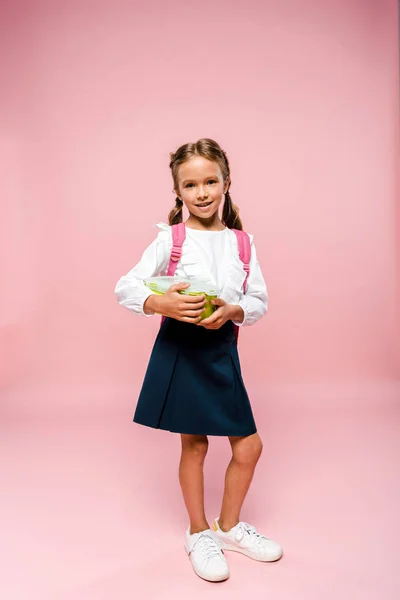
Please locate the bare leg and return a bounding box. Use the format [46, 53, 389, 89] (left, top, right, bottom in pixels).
[218, 432, 263, 532]
[179, 434, 210, 534]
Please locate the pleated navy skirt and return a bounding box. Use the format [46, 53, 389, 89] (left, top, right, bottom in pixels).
[133, 317, 257, 437]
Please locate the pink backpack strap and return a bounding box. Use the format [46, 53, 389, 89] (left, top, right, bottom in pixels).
[161, 222, 186, 325]
[167, 222, 186, 276]
[231, 229, 251, 341]
[232, 229, 251, 293]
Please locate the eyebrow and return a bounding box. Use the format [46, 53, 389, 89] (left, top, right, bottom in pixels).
[181, 176, 218, 185]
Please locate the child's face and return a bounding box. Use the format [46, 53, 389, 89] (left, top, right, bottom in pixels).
[175, 156, 229, 222]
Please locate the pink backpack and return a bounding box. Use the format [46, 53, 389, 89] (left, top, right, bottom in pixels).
[160, 222, 251, 341]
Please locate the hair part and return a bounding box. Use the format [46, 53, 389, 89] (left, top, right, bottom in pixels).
[167, 138, 243, 230]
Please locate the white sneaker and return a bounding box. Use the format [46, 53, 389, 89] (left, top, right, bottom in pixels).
[212, 517, 283, 562]
[184, 525, 230, 582]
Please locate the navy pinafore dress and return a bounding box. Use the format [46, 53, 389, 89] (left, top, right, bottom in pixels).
[133, 316, 257, 437]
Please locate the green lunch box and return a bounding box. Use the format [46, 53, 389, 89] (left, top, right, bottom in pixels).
[143, 276, 219, 320]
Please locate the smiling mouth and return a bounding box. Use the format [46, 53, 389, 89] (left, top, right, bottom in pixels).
[196, 201, 213, 207]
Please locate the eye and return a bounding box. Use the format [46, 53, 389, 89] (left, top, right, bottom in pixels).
[184, 180, 216, 188]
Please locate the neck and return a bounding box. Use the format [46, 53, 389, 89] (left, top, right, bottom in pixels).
[185, 213, 225, 231]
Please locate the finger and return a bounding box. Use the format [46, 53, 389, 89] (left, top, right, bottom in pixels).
[200, 315, 217, 326]
[178, 301, 205, 313]
[211, 298, 225, 306]
[180, 294, 206, 304]
[180, 297, 206, 307]
[200, 307, 223, 324]
[168, 282, 191, 292]
[196, 319, 209, 327]
[200, 322, 218, 329]
[182, 308, 206, 317]
[181, 315, 202, 324]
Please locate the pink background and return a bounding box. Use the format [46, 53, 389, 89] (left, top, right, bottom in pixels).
[1, 1, 399, 598]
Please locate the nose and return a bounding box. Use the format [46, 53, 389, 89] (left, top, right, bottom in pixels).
[197, 185, 208, 199]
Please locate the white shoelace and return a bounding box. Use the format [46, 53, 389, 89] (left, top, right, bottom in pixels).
[191, 532, 223, 561]
[235, 521, 270, 547]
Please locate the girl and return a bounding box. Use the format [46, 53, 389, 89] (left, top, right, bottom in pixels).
[114, 138, 283, 582]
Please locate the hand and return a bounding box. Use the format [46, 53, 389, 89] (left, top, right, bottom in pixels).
[196, 297, 241, 330]
[154, 282, 207, 324]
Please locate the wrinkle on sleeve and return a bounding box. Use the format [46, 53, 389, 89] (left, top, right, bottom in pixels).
[114, 228, 171, 317]
[231, 235, 268, 327]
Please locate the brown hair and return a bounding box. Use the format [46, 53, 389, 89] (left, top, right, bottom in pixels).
[167, 138, 243, 230]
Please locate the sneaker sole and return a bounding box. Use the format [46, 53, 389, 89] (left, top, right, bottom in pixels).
[184, 541, 230, 582]
[220, 543, 283, 562]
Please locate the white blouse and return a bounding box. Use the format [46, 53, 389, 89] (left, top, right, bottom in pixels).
[114, 222, 268, 327]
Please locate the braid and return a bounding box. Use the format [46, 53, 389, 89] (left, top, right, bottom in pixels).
[168, 196, 183, 225]
[220, 148, 243, 230]
[222, 189, 243, 230]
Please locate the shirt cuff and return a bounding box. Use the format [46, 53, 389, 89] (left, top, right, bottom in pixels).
[140, 289, 157, 317]
[231, 300, 247, 326]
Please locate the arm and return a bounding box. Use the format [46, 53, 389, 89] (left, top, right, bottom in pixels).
[114, 229, 171, 317]
[231, 236, 268, 327]
[142, 293, 162, 315]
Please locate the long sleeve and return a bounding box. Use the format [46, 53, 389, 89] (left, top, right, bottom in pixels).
[231, 236, 268, 327]
[114, 229, 171, 317]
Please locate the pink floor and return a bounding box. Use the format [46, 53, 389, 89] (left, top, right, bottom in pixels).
[1, 380, 399, 600]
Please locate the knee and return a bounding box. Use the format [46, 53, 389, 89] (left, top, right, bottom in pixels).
[181, 435, 209, 461]
[232, 435, 263, 466]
